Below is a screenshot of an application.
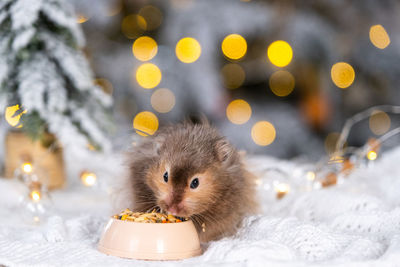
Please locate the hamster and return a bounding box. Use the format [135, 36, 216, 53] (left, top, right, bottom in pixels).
[127, 122, 258, 242]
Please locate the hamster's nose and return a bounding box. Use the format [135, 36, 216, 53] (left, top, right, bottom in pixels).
[168, 206, 178, 215]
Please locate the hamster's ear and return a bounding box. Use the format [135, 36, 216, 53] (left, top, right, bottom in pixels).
[215, 138, 234, 163]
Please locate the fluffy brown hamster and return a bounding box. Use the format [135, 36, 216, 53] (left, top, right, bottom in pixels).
[127, 122, 258, 242]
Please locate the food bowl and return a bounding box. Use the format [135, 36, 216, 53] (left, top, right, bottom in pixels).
[98, 218, 202, 260]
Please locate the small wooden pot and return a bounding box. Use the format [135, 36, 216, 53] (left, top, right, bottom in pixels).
[4, 131, 65, 189]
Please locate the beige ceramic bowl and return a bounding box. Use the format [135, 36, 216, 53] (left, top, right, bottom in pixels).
[98, 218, 202, 260]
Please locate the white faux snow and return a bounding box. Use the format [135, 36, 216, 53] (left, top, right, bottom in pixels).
[1, 147, 400, 266]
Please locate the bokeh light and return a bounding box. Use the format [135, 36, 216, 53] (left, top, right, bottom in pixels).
[21, 162, 33, 174]
[369, 110, 391, 135]
[133, 111, 159, 136]
[132, 36, 158, 61]
[30, 190, 41, 202]
[5, 104, 26, 128]
[331, 62, 355, 89]
[221, 63, 245, 89]
[221, 34, 247, 60]
[324, 132, 340, 155]
[267, 40, 293, 67]
[135, 63, 162, 89]
[175, 37, 202, 63]
[94, 78, 114, 95]
[369, 25, 390, 49]
[367, 150, 377, 161]
[151, 88, 176, 113]
[139, 5, 163, 31]
[81, 171, 97, 187]
[269, 70, 295, 97]
[121, 14, 146, 39]
[251, 121, 276, 146]
[226, 99, 252, 124]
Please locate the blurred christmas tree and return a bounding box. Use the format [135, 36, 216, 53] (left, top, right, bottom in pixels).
[0, 0, 112, 151]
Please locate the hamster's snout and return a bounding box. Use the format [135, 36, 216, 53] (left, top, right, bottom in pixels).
[163, 197, 185, 216]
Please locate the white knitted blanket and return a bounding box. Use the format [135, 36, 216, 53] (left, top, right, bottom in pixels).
[1, 147, 400, 267]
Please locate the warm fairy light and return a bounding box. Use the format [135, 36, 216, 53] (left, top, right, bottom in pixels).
[221, 63, 245, 89]
[139, 5, 163, 31]
[76, 14, 89, 24]
[81, 171, 97, 186]
[324, 132, 341, 155]
[367, 151, 377, 161]
[251, 121, 276, 146]
[33, 216, 40, 223]
[135, 63, 162, 89]
[331, 62, 355, 89]
[94, 78, 114, 95]
[5, 104, 26, 128]
[175, 37, 201, 63]
[221, 34, 247, 60]
[369, 25, 390, 49]
[121, 14, 146, 39]
[274, 182, 290, 199]
[267, 40, 293, 67]
[226, 99, 252, 125]
[151, 88, 176, 113]
[133, 111, 159, 136]
[132, 36, 158, 61]
[30, 190, 41, 202]
[306, 171, 316, 181]
[369, 110, 391, 135]
[21, 162, 33, 174]
[269, 70, 295, 97]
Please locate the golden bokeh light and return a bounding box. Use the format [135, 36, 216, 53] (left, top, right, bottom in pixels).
[5, 104, 26, 128]
[94, 78, 114, 95]
[306, 171, 316, 181]
[30, 190, 41, 202]
[151, 88, 176, 113]
[121, 14, 147, 39]
[331, 62, 355, 89]
[21, 162, 33, 174]
[175, 37, 202, 63]
[251, 121, 276, 146]
[135, 63, 162, 89]
[81, 171, 97, 187]
[76, 14, 89, 24]
[132, 36, 158, 61]
[367, 150, 377, 161]
[274, 182, 290, 199]
[267, 40, 293, 67]
[269, 70, 295, 97]
[221, 63, 245, 89]
[369, 110, 391, 135]
[133, 111, 159, 136]
[226, 99, 252, 124]
[369, 25, 390, 49]
[221, 34, 247, 60]
[324, 132, 341, 155]
[139, 5, 163, 31]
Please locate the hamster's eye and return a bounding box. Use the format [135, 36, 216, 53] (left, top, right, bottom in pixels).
[190, 178, 199, 189]
[163, 172, 168, 183]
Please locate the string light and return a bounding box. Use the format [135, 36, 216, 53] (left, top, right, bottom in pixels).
[331, 62, 355, 89]
[367, 151, 377, 161]
[324, 132, 341, 155]
[133, 111, 159, 136]
[151, 88, 175, 113]
[221, 34, 247, 60]
[226, 99, 252, 125]
[269, 70, 295, 97]
[30, 190, 41, 202]
[267, 40, 293, 67]
[274, 182, 290, 199]
[135, 63, 162, 89]
[251, 121, 276, 146]
[369, 110, 391, 135]
[306, 171, 316, 181]
[175, 37, 201, 63]
[81, 171, 97, 187]
[121, 14, 146, 39]
[21, 162, 33, 174]
[369, 25, 390, 49]
[76, 14, 89, 24]
[132, 36, 158, 61]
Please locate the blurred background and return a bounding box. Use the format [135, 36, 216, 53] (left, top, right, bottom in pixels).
[2, 0, 400, 162]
